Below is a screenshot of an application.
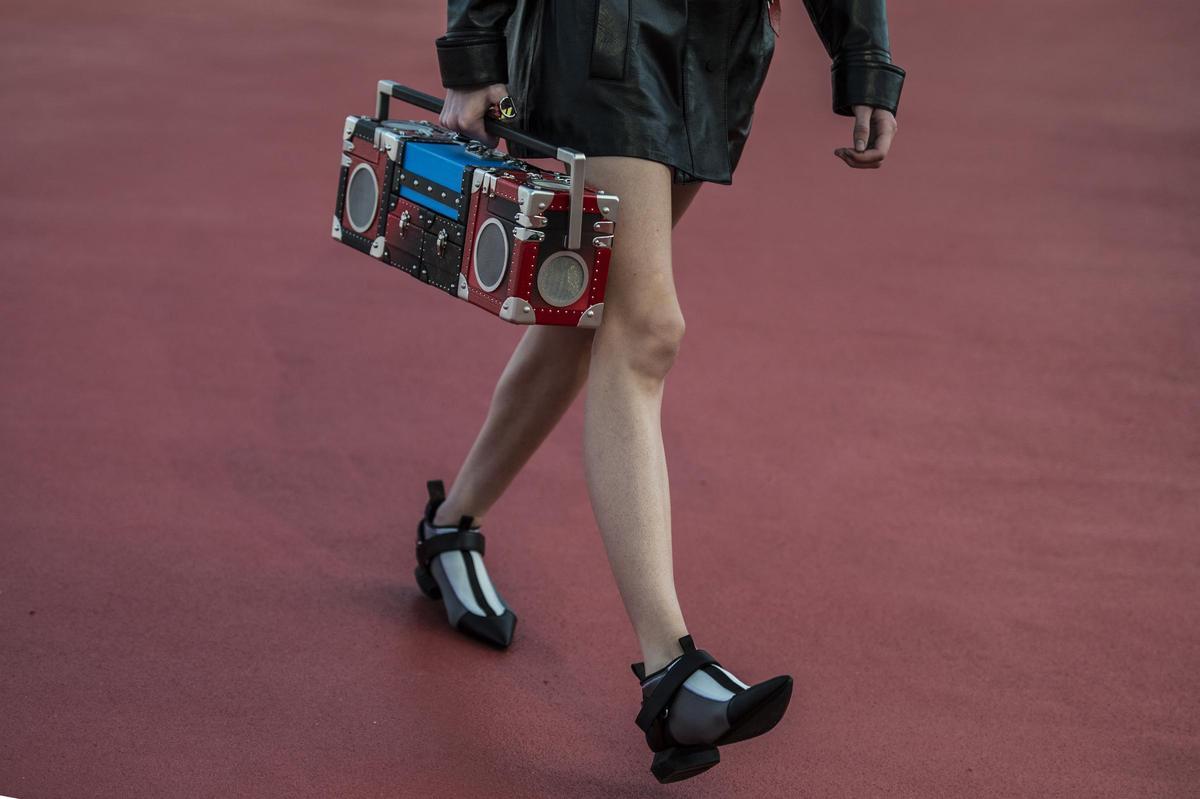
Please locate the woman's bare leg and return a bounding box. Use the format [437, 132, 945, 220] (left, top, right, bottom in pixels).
[583, 158, 698, 675]
[433, 177, 703, 531]
[431, 325, 594, 526]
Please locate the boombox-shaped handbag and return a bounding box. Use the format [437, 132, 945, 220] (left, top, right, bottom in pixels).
[332, 82, 620, 327]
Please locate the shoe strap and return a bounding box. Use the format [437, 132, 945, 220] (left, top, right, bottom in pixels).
[416, 528, 486, 568]
[424, 480, 447, 525]
[427, 480, 446, 502]
[630, 634, 698, 679]
[634, 646, 719, 734]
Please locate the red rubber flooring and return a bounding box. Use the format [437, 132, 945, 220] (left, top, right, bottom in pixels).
[2, 1, 1198, 796]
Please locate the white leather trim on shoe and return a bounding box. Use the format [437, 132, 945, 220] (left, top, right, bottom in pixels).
[715, 665, 750, 689]
[468, 551, 507, 615]
[438, 550, 487, 616]
[681, 669, 735, 702]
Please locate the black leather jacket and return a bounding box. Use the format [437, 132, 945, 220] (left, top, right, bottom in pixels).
[435, 0, 905, 118]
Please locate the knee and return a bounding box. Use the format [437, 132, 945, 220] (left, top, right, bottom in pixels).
[598, 309, 687, 380]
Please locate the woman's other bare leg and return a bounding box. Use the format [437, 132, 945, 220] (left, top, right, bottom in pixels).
[584, 157, 699, 675]
[431, 325, 594, 526]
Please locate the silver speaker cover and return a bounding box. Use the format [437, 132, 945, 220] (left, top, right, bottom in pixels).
[345, 163, 379, 234]
[473, 218, 510, 292]
[536, 251, 589, 307]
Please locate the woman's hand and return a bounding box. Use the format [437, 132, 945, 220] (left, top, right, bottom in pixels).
[834, 105, 898, 169]
[439, 83, 510, 148]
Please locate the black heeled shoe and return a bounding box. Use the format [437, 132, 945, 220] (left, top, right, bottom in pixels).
[631, 634, 793, 783]
[414, 479, 518, 648]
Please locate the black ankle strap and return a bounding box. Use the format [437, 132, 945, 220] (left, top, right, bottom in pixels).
[630, 635, 699, 681]
[416, 528, 486, 568]
[634, 646, 719, 733]
[424, 480, 447, 524]
[427, 480, 446, 502]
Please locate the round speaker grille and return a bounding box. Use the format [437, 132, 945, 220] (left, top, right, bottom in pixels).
[346, 163, 379, 234]
[536, 251, 589, 308]
[473, 218, 509, 292]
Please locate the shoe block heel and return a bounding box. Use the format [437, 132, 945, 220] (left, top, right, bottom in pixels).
[414, 564, 442, 600]
[650, 744, 720, 783]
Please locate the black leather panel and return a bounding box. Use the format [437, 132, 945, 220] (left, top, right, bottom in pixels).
[800, 0, 905, 115]
[436, 34, 509, 87]
[590, 0, 631, 80]
[433, 0, 906, 181]
[832, 57, 905, 116]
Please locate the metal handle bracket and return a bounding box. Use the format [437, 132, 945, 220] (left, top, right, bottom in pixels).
[376, 80, 590, 251]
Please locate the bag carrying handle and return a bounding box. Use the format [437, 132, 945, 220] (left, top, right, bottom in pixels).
[377, 81, 588, 250]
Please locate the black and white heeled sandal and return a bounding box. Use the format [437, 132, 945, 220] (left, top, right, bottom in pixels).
[631, 634, 793, 783]
[413, 479, 518, 648]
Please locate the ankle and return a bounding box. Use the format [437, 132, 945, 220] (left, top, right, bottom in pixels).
[640, 636, 687, 677]
[430, 500, 483, 528]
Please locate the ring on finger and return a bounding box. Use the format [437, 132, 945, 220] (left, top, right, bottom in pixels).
[487, 95, 517, 120]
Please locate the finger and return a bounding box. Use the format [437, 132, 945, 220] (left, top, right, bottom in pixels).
[871, 122, 896, 159]
[852, 106, 871, 152]
[868, 109, 896, 153]
[465, 114, 502, 148]
[442, 99, 467, 134]
[834, 149, 881, 169]
[837, 152, 873, 168]
[462, 117, 489, 144]
[836, 145, 886, 165]
[835, 149, 860, 167]
[477, 99, 507, 146]
[468, 95, 494, 129]
[834, 148, 878, 166]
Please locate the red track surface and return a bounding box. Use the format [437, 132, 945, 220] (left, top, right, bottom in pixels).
[3, 1, 1198, 796]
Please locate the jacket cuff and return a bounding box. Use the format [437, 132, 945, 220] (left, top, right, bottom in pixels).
[435, 34, 509, 89]
[831, 59, 906, 117]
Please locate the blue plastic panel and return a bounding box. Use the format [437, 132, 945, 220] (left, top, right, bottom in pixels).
[399, 142, 510, 221]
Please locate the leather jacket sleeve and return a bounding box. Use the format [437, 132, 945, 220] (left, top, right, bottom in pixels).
[799, 0, 907, 117]
[435, 0, 517, 88]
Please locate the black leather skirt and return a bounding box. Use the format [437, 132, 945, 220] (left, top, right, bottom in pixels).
[514, 0, 777, 186]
